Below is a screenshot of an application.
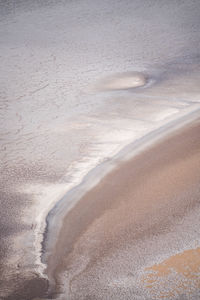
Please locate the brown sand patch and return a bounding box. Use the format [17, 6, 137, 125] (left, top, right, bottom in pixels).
[46, 120, 200, 299]
[142, 247, 200, 298]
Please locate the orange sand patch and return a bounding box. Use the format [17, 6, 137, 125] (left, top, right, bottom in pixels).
[142, 247, 200, 298]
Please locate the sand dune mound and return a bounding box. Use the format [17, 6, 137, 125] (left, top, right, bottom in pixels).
[97, 72, 147, 91]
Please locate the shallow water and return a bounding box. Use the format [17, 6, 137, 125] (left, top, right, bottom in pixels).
[0, 0, 200, 299]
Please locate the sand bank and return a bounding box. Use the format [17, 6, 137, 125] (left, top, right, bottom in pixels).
[45, 119, 200, 299]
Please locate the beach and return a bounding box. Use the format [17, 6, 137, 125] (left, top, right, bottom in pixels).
[1, 1, 200, 299]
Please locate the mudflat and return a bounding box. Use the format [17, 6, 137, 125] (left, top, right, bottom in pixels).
[46, 119, 200, 299]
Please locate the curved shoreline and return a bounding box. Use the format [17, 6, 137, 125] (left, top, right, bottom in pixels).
[1, 0, 200, 298]
[41, 107, 200, 297]
[45, 114, 200, 299]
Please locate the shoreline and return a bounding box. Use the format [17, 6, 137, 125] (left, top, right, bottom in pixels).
[42, 108, 200, 298]
[1, 1, 200, 299]
[46, 117, 200, 299]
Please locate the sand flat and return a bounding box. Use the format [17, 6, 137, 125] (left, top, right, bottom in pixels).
[1, 1, 200, 299]
[46, 119, 200, 299]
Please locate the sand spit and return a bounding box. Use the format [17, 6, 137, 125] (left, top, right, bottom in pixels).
[44, 119, 200, 299]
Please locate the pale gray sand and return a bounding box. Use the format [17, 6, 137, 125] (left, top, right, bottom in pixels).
[1, 0, 200, 299]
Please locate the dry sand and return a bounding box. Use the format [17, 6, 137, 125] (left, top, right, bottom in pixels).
[46, 119, 200, 299]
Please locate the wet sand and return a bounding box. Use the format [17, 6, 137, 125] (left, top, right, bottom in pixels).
[1, 1, 200, 299]
[46, 119, 200, 299]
